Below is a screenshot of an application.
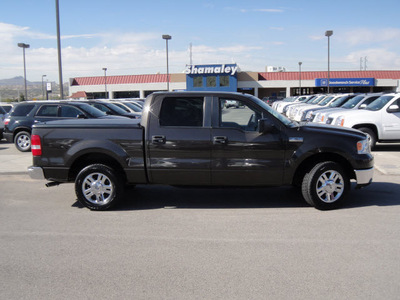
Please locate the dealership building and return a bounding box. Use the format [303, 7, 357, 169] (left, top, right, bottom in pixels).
[69, 64, 400, 99]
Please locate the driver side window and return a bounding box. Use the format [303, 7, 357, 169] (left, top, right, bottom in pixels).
[219, 98, 263, 131]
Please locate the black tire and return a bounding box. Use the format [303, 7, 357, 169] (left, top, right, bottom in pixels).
[301, 161, 350, 210]
[14, 131, 31, 152]
[75, 164, 124, 211]
[358, 127, 377, 150]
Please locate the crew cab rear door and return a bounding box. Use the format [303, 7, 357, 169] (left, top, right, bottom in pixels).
[146, 95, 212, 185]
[211, 96, 286, 186]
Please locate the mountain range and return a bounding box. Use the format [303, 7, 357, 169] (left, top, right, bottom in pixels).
[0, 77, 68, 100]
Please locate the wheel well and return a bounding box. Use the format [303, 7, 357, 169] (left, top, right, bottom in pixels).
[69, 153, 127, 183]
[13, 128, 31, 140]
[352, 124, 378, 136]
[292, 153, 355, 186]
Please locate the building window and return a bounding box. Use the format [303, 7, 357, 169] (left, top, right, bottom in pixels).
[206, 76, 216, 87]
[193, 77, 203, 87]
[220, 76, 229, 87]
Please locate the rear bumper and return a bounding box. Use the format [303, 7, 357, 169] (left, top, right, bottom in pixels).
[3, 132, 13, 143]
[355, 167, 374, 188]
[28, 166, 45, 180]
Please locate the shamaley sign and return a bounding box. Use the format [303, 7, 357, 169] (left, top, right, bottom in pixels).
[185, 64, 238, 76]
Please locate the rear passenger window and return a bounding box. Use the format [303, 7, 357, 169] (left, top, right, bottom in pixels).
[11, 104, 35, 116]
[159, 97, 204, 127]
[60, 106, 83, 118]
[36, 105, 58, 117]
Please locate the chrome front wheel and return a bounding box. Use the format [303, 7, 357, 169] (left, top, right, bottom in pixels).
[302, 161, 349, 210]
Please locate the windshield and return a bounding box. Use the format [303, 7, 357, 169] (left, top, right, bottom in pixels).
[311, 95, 326, 104]
[106, 103, 130, 114]
[77, 103, 107, 117]
[121, 102, 143, 112]
[329, 95, 350, 108]
[318, 96, 334, 106]
[366, 95, 394, 111]
[249, 95, 293, 126]
[341, 95, 364, 109]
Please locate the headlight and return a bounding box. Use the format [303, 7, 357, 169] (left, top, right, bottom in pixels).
[314, 113, 322, 123]
[357, 139, 370, 154]
[305, 111, 313, 120]
[335, 116, 345, 126]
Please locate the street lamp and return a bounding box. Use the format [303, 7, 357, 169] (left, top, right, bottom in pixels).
[325, 30, 333, 93]
[102, 67, 108, 98]
[298, 62, 302, 95]
[56, 0, 64, 99]
[42, 75, 47, 100]
[162, 34, 172, 91]
[17, 43, 30, 101]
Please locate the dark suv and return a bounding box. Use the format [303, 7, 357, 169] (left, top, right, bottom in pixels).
[4, 101, 122, 152]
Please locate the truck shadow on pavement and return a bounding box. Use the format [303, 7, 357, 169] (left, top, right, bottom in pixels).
[72, 182, 400, 211]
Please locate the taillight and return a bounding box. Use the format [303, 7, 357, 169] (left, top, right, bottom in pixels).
[4, 118, 9, 126]
[31, 135, 42, 156]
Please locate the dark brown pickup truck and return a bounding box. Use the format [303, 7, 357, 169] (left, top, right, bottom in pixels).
[28, 92, 374, 210]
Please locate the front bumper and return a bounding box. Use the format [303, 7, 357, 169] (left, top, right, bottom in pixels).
[355, 167, 374, 188]
[28, 166, 45, 180]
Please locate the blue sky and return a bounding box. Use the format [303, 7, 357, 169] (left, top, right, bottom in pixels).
[2, 0, 400, 82]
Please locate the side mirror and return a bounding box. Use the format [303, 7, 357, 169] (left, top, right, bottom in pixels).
[258, 118, 276, 133]
[359, 104, 367, 109]
[387, 104, 400, 113]
[77, 114, 87, 119]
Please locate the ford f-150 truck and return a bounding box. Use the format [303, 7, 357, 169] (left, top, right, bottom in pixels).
[28, 92, 374, 211]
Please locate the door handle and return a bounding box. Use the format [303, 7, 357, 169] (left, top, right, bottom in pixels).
[213, 136, 227, 145]
[152, 135, 166, 144]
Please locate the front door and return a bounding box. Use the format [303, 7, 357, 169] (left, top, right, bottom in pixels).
[382, 97, 400, 139]
[211, 97, 286, 186]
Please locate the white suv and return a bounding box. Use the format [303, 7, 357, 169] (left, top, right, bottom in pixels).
[327, 93, 400, 148]
[312, 93, 382, 124]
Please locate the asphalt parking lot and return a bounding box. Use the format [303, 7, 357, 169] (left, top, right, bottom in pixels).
[1, 139, 400, 299]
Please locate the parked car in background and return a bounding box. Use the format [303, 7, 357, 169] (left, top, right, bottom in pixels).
[301, 94, 357, 122]
[111, 100, 143, 114]
[262, 96, 282, 106]
[312, 93, 383, 124]
[0, 103, 14, 114]
[224, 99, 240, 108]
[82, 100, 141, 119]
[326, 93, 400, 149]
[3, 101, 124, 152]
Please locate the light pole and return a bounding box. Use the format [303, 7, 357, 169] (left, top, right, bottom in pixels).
[42, 75, 47, 100]
[162, 34, 172, 91]
[102, 67, 108, 98]
[56, 0, 64, 99]
[17, 43, 30, 101]
[298, 62, 302, 95]
[325, 30, 333, 93]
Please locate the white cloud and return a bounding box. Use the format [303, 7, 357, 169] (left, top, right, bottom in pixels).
[269, 27, 284, 31]
[0, 22, 268, 81]
[341, 28, 400, 46]
[346, 48, 400, 70]
[241, 8, 284, 13]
